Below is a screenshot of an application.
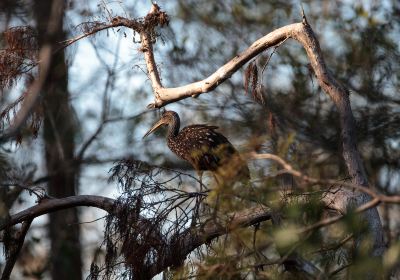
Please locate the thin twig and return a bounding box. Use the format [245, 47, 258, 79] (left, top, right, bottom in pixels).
[250, 152, 400, 205]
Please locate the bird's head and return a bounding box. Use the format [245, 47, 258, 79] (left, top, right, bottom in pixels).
[143, 111, 179, 138]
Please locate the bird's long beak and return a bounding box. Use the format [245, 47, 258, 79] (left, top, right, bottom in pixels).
[143, 119, 166, 139]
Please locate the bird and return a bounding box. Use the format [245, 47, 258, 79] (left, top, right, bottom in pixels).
[143, 111, 250, 186]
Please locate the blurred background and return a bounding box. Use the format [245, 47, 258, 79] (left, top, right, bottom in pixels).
[0, 0, 399, 279]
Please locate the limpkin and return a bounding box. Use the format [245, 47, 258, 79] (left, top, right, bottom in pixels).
[143, 111, 250, 185]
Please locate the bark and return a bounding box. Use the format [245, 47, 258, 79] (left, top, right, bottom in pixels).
[33, 0, 82, 279]
[291, 15, 385, 257]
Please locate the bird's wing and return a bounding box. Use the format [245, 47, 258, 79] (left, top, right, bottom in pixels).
[177, 125, 237, 170]
[183, 124, 219, 130]
[179, 125, 232, 148]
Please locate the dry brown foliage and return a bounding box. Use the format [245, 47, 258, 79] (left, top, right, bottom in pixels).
[244, 61, 265, 105]
[0, 26, 38, 89]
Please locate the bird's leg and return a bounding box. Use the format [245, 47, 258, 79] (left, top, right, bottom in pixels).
[211, 173, 222, 222]
[194, 170, 208, 222]
[197, 171, 204, 193]
[212, 173, 221, 186]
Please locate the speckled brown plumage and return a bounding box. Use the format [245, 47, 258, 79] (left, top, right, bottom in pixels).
[143, 111, 249, 183]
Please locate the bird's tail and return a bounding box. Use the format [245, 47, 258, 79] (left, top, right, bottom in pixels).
[215, 154, 250, 185]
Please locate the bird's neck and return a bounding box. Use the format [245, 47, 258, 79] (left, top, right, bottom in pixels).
[167, 116, 180, 138]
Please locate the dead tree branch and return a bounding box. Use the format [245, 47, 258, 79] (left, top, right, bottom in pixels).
[133, 6, 385, 257]
[1, 219, 32, 280]
[251, 152, 400, 206]
[0, 183, 392, 277]
[0, 196, 317, 278]
[0, 195, 117, 231]
[300, 198, 381, 235]
[147, 205, 328, 279]
[296, 13, 385, 257]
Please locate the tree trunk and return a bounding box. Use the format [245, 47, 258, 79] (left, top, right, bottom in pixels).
[33, 1, 82, 279]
